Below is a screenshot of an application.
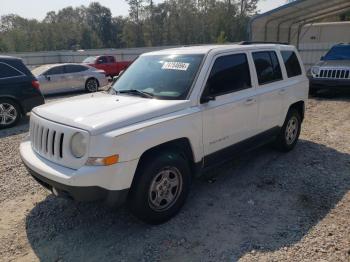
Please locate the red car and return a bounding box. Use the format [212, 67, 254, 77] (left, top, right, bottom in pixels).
[83, 55, 132, 77]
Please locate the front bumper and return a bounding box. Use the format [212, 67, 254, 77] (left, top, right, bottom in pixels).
[20, 140, 139, 206]
[27, 168, 129, 206]
[310, 78, 350, 89]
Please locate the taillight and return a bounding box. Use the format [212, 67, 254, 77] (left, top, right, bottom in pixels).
[32, 80, 40, 90]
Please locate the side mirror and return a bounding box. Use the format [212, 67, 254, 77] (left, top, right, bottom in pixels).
[112, 75, 119, 84]
[200, 95, 216, 104]
[45, 75, 51, 81]
[320, 56, 325, 61]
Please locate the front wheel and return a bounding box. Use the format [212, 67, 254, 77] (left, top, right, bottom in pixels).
[0, 98, 21, 129]
[128, 151, 191, 224]
[85, 78, 99, 93]
[274, 109, 301, 152]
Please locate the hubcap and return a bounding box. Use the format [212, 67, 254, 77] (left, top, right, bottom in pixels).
[87, 80, 98, 92]
[285, 116, 299, 145]
[148, 167, 183, 212]
[0, 103, 17, 125]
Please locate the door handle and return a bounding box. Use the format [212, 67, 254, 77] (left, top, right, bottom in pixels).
[245, 98, 256, 105]
[279, 89, 287, 95]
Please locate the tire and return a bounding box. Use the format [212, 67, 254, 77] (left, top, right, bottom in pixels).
[85, 78, 99, 93]
[0, 98, 21, 129]
[128, 150, 191, 225]
[274, 108, 301, 152]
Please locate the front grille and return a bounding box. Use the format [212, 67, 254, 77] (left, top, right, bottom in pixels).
[316, 68, 350, 79]
[29, 113, 89, 170]
[30, 121, 65, 159]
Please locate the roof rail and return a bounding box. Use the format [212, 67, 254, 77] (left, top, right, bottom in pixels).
[239, 41, 290, 45]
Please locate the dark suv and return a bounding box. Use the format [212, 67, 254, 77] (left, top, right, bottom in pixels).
[309, 44, 350, 94]
[0, 56, 44, 128]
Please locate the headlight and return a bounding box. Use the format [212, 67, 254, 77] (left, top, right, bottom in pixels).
[70, 132, 87, 158]
[311, 67, 320, 75]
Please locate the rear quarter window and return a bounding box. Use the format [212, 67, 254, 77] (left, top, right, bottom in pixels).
[281, 51, 302, 78]
[0, 62, 24, 79]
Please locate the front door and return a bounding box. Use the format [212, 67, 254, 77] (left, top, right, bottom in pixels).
[41, 65, 66, 94]
[201, 52, 258, 166]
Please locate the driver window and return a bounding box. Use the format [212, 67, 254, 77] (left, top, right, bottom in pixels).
[204, 53, 252, 97]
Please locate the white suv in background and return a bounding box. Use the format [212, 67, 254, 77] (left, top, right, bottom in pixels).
[20, 43, 308, 224]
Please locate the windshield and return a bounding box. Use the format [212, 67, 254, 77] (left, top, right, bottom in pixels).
[323, 45, 350, 60]
[112, 54, 204, 100]
[83, 56, 97, 63]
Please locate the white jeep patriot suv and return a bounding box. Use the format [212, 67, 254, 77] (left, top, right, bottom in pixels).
[20, 43, 308, 224]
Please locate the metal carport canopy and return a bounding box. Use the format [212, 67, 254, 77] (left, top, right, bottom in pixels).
[249, 0, 350, 47]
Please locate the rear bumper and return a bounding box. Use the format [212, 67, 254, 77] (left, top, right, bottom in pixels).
[310, 78, 350, 89]
[21, 93, 45, 113]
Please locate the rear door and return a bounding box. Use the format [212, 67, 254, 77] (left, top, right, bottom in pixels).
[63, 65, 88, 89]
[201, 52, 258, 166]
[251, 50, 285, 133]
[280, 49, 305, 117]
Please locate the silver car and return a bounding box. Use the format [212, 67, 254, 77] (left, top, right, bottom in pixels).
[32, 63, 108, 95]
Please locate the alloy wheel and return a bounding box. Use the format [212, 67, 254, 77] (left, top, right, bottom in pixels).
[0, 103, 18, 126]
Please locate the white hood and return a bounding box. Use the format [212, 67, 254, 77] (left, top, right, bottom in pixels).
[33, 92, 191, 135]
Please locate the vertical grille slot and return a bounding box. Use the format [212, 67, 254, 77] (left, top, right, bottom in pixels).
[59, 133, 64, 158]
[39, 126, 44, 151]
[52, 131, 56, 156]
[45, 128, 49, 153]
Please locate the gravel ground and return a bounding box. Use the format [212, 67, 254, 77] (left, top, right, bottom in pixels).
[0, 90, 349, 262]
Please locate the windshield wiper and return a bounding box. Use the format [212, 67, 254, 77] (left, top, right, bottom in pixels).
[118, 89, 154, 98]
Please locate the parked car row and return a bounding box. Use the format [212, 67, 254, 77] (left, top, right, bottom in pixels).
[0, 54, 134, 128]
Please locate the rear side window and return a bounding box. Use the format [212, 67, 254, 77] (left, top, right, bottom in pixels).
[45, 66, 65, 75]
[281, 51, 302, 78]
[107, 56, 115, 63]
[65, 65, 88, 73]
[0, 62, 23, 78]
[205, 53, 251, 96]
[253, 51, 282, 85]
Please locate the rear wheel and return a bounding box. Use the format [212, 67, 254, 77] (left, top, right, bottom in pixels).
[128, 150, 191, 224]
[85, 78, 99, 93]
[274, 108, 301, 152]
[0, 98, 21, 129]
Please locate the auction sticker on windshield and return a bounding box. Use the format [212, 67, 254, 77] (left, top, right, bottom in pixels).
[162, 62, 190, 71]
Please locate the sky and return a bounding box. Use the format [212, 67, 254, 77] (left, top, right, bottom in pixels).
[0, 0, 287, 20]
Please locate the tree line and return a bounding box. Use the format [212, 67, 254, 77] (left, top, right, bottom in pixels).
[0, 0, 259, 52]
